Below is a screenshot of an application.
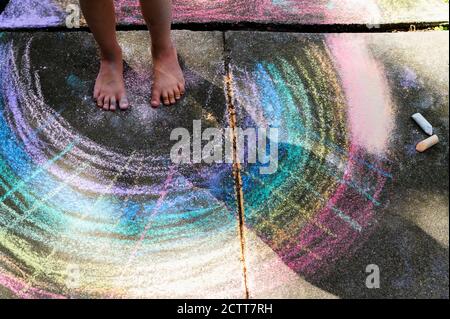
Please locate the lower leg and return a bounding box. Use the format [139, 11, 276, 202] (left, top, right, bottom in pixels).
[139, 0, 185, 107]
[80, 0, 128, 111]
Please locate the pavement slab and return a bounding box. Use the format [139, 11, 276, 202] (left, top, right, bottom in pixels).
[0, 30, 248, 298]
[226, 30, 449, 298]
[0, 0, 448, 29]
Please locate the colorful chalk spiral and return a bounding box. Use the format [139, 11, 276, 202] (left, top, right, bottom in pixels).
[230, 33, 393, 279]
[0, 34, 238, 298]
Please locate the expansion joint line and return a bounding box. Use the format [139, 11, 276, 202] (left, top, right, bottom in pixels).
[223, 32, 249, 300]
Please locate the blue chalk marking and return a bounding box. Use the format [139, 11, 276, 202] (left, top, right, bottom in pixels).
[66, 74, 85, 94]
[326, 1, 335, 10]
[0, 140, 78, 203]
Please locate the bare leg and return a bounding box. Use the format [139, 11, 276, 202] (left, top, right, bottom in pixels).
[139, 0, 185, 107]
[80, 0, 129, 111]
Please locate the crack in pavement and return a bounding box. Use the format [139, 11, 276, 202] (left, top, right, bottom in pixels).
[223, 31, 249, 300]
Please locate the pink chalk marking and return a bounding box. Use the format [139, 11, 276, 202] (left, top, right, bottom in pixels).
[114, 0, 378, 24]
[0, 272, 66, 299]
[326, 34, 394, 156]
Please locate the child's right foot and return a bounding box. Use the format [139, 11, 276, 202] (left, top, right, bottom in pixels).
[93, 49, 129, 111]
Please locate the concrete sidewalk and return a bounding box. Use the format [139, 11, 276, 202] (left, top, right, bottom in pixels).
[227, 31, 449, 298]
[0, 0, 449, 28]
[0, 28, 448, 298]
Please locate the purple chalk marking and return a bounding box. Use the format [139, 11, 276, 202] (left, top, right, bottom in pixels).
[0, 0, 64, 28]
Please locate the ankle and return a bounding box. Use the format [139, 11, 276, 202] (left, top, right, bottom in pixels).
[100, 45, 123, 63]
[151, 41, 176, 58]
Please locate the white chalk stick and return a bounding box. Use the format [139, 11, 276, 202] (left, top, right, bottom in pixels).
[412, 113, 433, 136]
[416, 135, 439, 153]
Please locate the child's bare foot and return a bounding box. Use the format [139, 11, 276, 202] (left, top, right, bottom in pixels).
[150, 44, 185, 108]
[93, 48, 129, 112]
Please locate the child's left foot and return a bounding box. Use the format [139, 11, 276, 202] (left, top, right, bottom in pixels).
[150, 44, 185, 107]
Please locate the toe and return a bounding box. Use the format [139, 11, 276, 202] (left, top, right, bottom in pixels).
[151, 87, 161, 108]
[110, 97, 117, 112]
[119, 95, 129, 110]
[94, 87, 100, 100]
[168, 91, 176, 105]
[178, 83, 185, 96]
[97, 95, 105, 108]
[103, 97, 110, 111]
[174, 87, 181, 100]
[162, 91, 170, 106]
